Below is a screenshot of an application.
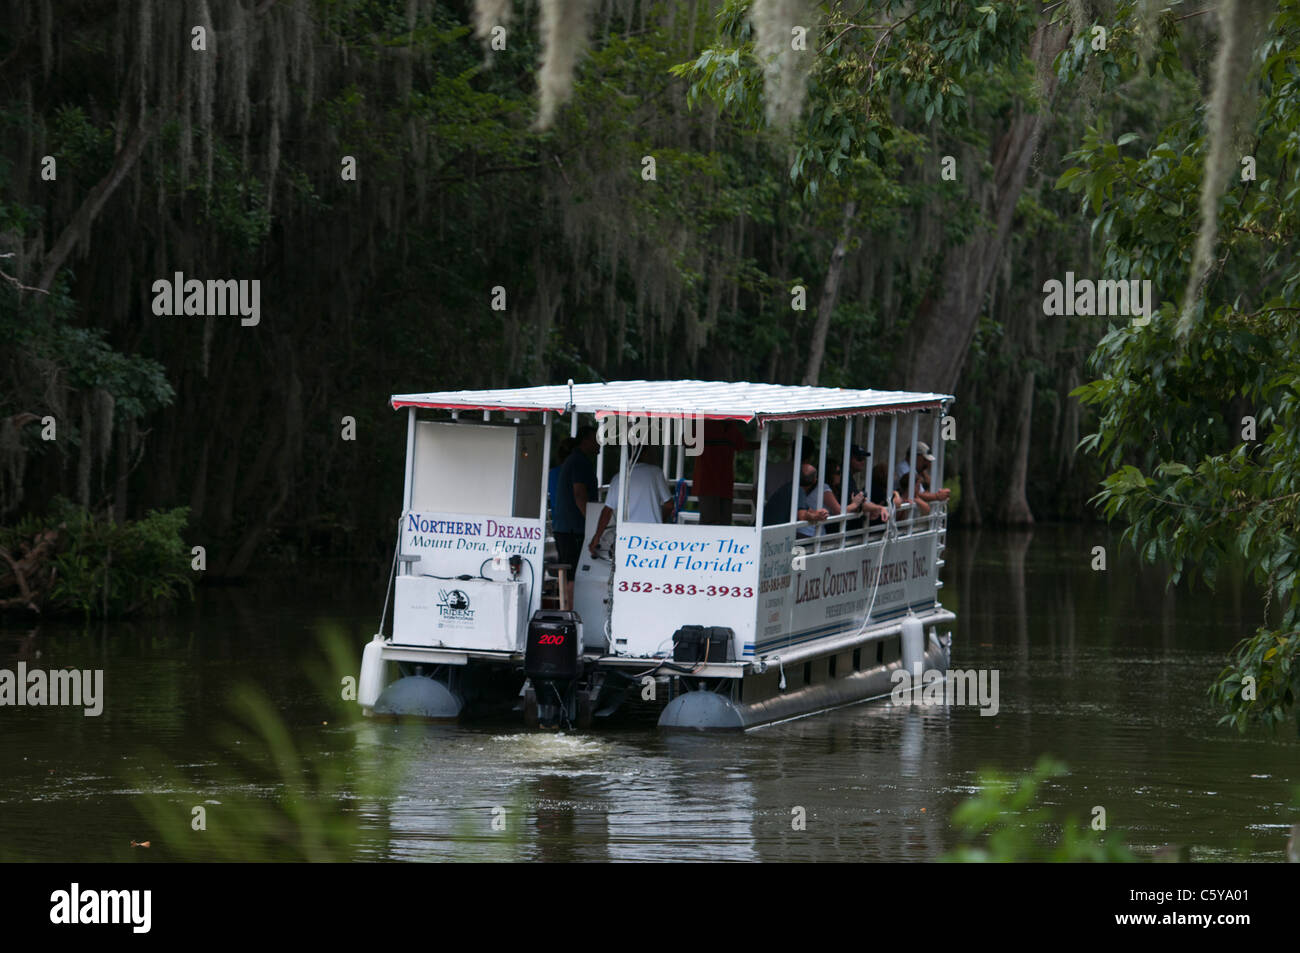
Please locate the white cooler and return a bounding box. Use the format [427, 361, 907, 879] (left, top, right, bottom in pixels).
[392, 575, 527, 652]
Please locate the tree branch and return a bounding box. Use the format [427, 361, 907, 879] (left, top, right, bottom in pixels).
[36, 112, 163, 292]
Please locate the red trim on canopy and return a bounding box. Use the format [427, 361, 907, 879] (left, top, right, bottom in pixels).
[390, 399, 568, 414]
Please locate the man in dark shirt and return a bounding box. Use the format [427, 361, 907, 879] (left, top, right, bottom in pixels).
[843, 444, 892, 529]
[552, 426, 598, 596]
[763, 463, 829, 536]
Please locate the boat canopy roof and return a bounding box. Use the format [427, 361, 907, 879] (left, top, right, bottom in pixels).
[391, 380, 952, 423]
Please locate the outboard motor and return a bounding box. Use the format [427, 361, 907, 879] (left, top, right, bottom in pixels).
[524, 610, 586, 728]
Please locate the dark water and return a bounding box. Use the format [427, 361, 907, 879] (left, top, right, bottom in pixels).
[1, 526, 1295, 862]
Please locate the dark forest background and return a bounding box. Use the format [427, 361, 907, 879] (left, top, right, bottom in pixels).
[0, 1, 1213, 576]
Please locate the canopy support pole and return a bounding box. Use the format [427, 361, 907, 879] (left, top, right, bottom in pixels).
[907, 413, 920, 532]
[864, 416, 876, 517]
[789, 421, 803, 525]
[402, 406, 416, 513]
[886, 416, 898, 517]
[840, 418, 852, 549]
[618, 431, 630, 524]
[816, 422, 829, 551]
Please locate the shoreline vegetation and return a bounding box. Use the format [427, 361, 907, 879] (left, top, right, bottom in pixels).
[0, 498, 192, 618]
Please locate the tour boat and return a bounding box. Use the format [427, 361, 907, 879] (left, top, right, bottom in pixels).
[356, 380, 955, 731]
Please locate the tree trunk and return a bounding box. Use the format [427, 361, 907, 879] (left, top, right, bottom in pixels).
[1000, 370, 1035, 525]
[904, 20, 1071, 395]
[803, 199, 856, 385]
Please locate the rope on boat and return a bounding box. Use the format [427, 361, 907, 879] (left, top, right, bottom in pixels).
[762, 498, 903, 676]
[853, 498, 901, 639]
[377, 513, 402, 637]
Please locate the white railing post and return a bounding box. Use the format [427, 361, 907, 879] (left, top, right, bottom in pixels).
[931, 408, 943, 526]
[537, 411, 551, 614]
[816, 421, 829, 552]
[618, 429, 630, 523]
[402, 406, 416, 514]
[662, 416, 672, 479]
[596, 416, 605, 493]
[864, 415, 876, 536]
[907, 412, 920, 534]
[839, 418, 851, 550]
[886, 414, 898, 521]
[789, 420, 803, 525]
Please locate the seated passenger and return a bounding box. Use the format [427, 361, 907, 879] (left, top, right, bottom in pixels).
[872, 462, 904, 518]
[896, 464, 931, 515]
[826, 460, 889, 530]
[763, 462, 829, 537]
[911, 455, 951, 506]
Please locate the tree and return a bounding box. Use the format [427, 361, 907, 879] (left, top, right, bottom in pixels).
[1069, 0, 1300, 730]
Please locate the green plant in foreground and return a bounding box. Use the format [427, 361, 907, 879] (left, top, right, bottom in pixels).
[132, 627, 405, 861]
[944, 756, 1139, 862]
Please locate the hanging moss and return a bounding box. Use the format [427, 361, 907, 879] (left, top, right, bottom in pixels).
[1178, 0, 1271, 337]
[473, 0, 514, 48]
[537, 0, 595, 129]
[751, 0, 816, 130]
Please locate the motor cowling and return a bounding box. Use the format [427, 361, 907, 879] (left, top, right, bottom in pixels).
[525, 610, 582, 682]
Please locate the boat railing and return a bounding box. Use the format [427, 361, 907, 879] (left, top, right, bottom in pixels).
[790, 500, 947, 555]
[570, 481, 944, 548]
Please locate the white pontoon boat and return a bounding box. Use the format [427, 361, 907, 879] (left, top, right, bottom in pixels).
[357, 380, 955, 731]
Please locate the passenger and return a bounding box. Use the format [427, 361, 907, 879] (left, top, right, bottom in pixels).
[824, 461, 846, 531]
[896, 463, 931, 515]
[847, 445, 890, 527]
[588, 445, 674, 556]
[828, 455, 889, 533]
[553, 426, 598, 602]
[763, 462, 829, 537]
[693, 419, 760, 526]
[894, 442, 935, 486]
[911, 455, 951, 506]
[871, 462, 904, 517]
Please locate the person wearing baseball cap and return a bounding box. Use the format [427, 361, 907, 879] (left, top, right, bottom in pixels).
[842, 444, 889, 530]
[894, 441, 936, 485]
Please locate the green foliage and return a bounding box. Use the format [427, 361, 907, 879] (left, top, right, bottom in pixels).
[674, 0, 1041, 195]
[1069, 0, 1300, 730]
[944, 756, 1139, 862]
[0, 499, 193, 617]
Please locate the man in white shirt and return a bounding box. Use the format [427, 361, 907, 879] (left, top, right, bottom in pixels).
[588, 445, 674, 556]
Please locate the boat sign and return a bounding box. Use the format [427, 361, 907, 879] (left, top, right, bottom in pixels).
[610, 523, 760, 658]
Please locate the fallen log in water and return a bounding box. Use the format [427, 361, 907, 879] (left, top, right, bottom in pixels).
[0, 527, 61, 613]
